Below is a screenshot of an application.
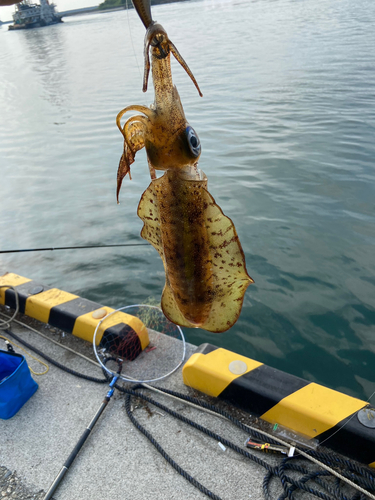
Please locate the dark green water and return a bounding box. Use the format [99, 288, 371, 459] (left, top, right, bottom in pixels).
[1, 0, 374, 401]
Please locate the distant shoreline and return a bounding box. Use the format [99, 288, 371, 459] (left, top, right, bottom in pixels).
[97, 0, 191, 12]
[61, 0, 191, 17]
[0, 0, 191, 24]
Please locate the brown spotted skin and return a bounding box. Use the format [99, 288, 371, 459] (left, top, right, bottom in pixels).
[138, 169, 253, 332]
[155, 170, 213, 325]
[117, 17, 253, 332]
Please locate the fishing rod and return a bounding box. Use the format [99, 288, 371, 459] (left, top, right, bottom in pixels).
[0, 243, 149, 254]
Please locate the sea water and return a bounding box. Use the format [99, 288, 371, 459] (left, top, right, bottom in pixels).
[0, 0, 374, 401]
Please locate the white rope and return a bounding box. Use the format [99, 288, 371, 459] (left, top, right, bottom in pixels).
[0, 286, 19, 330]
[142, 383, 375, 499]
[1, 291, 373, 498]
[0, 311, 101, 368]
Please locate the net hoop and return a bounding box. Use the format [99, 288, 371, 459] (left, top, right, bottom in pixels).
[93, 304, 186, 384]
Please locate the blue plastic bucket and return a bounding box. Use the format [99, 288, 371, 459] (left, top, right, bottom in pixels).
[0, 349, 38, 419]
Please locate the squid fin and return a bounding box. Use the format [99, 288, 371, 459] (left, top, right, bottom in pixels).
[195, 188, 253, 332]
[138, 173, 253, 333]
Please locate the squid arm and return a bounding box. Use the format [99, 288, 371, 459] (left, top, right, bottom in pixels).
[116, 106, 151, 202]
[142, 22, 202, 97]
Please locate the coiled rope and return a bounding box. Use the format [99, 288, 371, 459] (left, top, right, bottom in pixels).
[2, 327, 108, 384]
[0, 334, 49, 375]
[121, 385, 375, 500]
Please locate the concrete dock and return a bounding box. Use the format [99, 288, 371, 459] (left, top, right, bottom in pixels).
[0, 306, 274, 500]
[1, 305, 373, 500]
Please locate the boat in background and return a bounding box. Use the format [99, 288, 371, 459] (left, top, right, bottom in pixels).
[8, 0, 62, 30]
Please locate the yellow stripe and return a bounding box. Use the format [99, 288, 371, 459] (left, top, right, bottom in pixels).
[128, 315, 149, 351]
[25, 288, 78, 323]
[73, 308, 149, 348]
[0, 273, 32, 304]
[182, 348, 263, 397]
[369, 462, 375, 469]
[0, 272, 149, 351]
[261, 383, 366, 438]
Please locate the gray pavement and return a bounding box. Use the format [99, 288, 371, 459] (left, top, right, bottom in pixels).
[0, 466, 44, 500]
[0, 306, 358, 500]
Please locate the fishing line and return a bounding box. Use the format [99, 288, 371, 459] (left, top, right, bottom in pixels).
[316, 387, 375, 450]
[0, 285, 19, 328]
[2, 291, 375, 499]
[0, 243, 149, 254]
[0, 310, 101, 368]
[126, 0, 143, 81]
[0, 334, 49, 375]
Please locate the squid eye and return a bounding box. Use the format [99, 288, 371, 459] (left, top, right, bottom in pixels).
[186, 126, 201, 157]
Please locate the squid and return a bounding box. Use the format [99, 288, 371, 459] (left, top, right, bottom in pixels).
[116, 0, 253, 333]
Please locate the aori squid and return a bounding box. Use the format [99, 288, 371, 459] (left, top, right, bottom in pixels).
[116, 0, 253, 333]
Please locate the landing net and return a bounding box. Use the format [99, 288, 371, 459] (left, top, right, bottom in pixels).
[93, 304, 186, 384]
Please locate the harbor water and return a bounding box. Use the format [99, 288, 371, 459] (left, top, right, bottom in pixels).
[0, 0, 374, 401]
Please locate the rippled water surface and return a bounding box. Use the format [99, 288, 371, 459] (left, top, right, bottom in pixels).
[1, 0, 374, 400]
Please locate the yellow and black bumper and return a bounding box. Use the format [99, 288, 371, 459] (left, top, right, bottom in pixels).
[0, 272, 149, 359]
[183, 343, 375, 468]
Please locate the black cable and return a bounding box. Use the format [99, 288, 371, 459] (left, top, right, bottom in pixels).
[121, 386, 345, 500]
[5, 327, 375, 500]
[0, 243, 149, 254]
[122, 385, 375, 500]
[123, 384, 275, 470]
[149, 386, 375, 491]
[148, 385, 283, 445]
[3, 328, 107, 384]
[124, 393, 223, 500]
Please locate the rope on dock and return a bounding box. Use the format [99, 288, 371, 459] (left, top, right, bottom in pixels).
[2, 298, 375, 500]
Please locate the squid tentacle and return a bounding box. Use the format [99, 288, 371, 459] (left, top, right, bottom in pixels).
[116, 115, 149, 202]
[142, 23, 202, 97]
[123, 115, 148, 151]
[117, 153, 132, 203]
[169, 41, 203, 97]
[116, 104, 153, 138]
[142, 24, 168, 92]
